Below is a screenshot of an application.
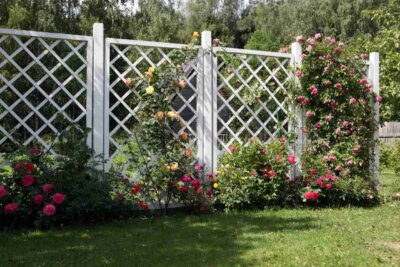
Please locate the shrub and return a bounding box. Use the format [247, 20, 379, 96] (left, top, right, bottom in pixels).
[0, 126, 137, 228]
[213, 139, 302, 210]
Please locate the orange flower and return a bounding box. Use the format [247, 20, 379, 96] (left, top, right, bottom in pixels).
[178, 79, 186, 89]
[185, 148, 192, 157]
[125, 77, 132, 87]
[155, 111, 164, 121]
[180, 131, 188, 141]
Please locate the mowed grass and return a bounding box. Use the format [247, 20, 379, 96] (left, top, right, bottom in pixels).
[1, 171, 399, 267]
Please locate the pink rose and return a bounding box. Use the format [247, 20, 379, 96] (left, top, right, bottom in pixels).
[306, 111, 314, 117]
[191, 179, 200, 190]
[280, 137, 286, 143]
[279, 47, 287, 53]
[305, 191, 319, 200]
[33, 194, 44, 205]
[0, 185, 6, 199]
[335, 165, 342, 171]
[324, 66, 330, 73]
[325, 114, 332, 121]
[295, 35, 304, 42]
[195, 164, 203, 171]
[349, 98, 357, 104]
[52, 193, 65, 205]
[326, 54, 332, 60]
[306, 45, 313, 52]
[360, 78, 367, 85]
[311, 86, 318, 95]
[326, 184, 332, 190]
[333, 47, 341, 54]
[308, 38, 316, 45]
[301, 127, 308, 133]
[181, 176, 191, 183]
[361, 54, 367, 60]
[43, 183, 54, 194]
[343, 121, 349, 127]
[315, 33, 322, 39]
[335, 128, 341, 134]
[346, 160, 353, 166]
[43, 204, 56, 217]
[376, 95, 382, 103]
[4, 203, 18, 214]
[228, 146, 238, 153]
[334, 83, 342, 89]
[288, 154, 296, 165]
[324, 80, 331, 87]
[301, 99, 309, 106]
[301, 54, 307, 60]
[315, 121, 322, 128]
[295, 70, 303, 77]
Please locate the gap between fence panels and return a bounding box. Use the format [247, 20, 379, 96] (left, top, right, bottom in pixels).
[0, 23, 379, 183]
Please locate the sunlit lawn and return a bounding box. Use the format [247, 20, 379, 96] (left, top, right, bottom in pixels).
[1, 170, 399, 267]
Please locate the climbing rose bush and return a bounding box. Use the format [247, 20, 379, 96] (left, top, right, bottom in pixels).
[291, 34, 380, 205]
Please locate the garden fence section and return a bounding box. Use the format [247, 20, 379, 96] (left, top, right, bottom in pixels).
[0, 23, 380, 180]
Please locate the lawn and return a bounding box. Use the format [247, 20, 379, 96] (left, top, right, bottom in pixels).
[1, 171, 399, 267]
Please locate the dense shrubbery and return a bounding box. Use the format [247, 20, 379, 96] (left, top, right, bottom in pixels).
[380, 141, 400, 174]
[213, 139, 302, 210]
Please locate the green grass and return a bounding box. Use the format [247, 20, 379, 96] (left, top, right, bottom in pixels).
[1, 171, 399, 267]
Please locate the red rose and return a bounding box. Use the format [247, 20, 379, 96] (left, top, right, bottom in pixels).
[33, 194, 44, 205]
[4, 203, 18, 214]
[43, 183, 53, 193]
[22, 175, 34, 187]
[0, 185, 7, 199]
[200, 204, 208, 212]
[167, 180, 173, 188]
[29, 147, 42, 155]
[52, 193, 65, 204]
[25, 162, 35, 174]
[132, 184, 141, 195]
[14, 162, 25, 173]
[196, 187, 202, 195]
[305, 191, 316, 201]
[43, 204, 56, 216]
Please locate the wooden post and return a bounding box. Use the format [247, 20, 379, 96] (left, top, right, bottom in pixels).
[368, 52, 379, 186]
[291, 42, 303, 178]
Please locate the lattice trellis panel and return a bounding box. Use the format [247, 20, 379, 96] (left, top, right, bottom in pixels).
[215, 51, 292, 153]
[106, 39, 201, 172]
[0, 30, 92, 154]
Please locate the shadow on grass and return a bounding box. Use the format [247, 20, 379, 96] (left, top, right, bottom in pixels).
[0, 212, 316, 266]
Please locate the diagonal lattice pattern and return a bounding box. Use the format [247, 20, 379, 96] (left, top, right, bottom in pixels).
[107, 40, 201, 172]
[216, 52, 292, 153]
[0, 31, 91, 154]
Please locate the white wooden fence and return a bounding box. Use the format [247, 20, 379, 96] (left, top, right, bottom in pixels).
[0, 23, 380, 181]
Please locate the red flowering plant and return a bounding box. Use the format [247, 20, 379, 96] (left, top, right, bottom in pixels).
[122, 33, 213, 214]
[289, 34, 380, 205]
[213, 138, 302, 210]
[0, 146, 66, 227]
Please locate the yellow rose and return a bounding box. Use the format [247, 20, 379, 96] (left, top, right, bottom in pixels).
[170, 162, 179, 171]
[163, 164, 171, 172]
[148, 66, 155, 73]
[192, 32, 200, 39]
[225, 164, 230, 169]
[213, 183, 219, 189]
[167, 111, 176, 118]
[146, 86, 154, 94]
[155, 111, 164, 121]
[177, 181, 185, 187]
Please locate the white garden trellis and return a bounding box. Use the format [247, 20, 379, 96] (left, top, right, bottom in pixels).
[0, 23, 380, 181]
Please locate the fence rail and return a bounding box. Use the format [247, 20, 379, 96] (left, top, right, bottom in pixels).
[380, 122, 400, 143]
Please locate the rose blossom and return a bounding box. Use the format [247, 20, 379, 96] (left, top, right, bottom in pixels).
[326, 54, 332, 60]
[343, 121, 349, 127]
[228, 146, 238, 153]
[288, 154, 296, 165]
[26, 162, 34, 174]
[305, 191, 319, 200]
[349, 98, 357, 104]
[43, 183, 54, 194]
[301, 54, 307, 60]
[280, 137, 286, 143]
[295, 70, 302, 77]
[376, 95, 382, 103]
[324, 80, 331, 87]
[361, 54, 367, 60]
[306, 45, 313, 52]
[295, 35, 304, 42]
[194, 164, 203, 171]
[333, 47, 341, 54]
[346, 160, 353, 166]
[0, 185, 6, 199]
[360, 78, 367, 85]
[311, 86, 318, 95]
[52, 193, 65, 204]
[334, 83, 342, 89]
[33, 194, 44, 205]
[306, 111, 314, 117]
[4, 203, 18, 214]
[22, 175, 34, 187]
[181, 176, 191, 183]
[335, 128, 341, 134]
[325, 114, 332, 121]
[43, 204, 56, 216]
[315, 33, 322, 39]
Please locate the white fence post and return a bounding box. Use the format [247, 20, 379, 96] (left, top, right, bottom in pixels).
[290, 42, 303, 178]
[92, 23, 105, 161]
[201, 31, 217, 172]
[368, 52, 379, 186]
